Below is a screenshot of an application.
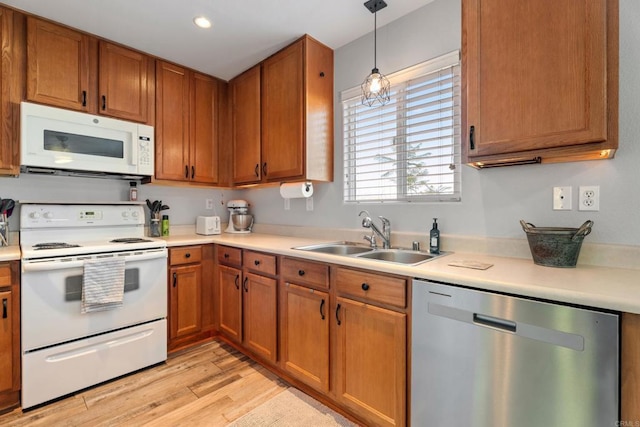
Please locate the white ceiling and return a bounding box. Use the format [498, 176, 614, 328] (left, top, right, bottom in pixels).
[1, 0, 433, 81]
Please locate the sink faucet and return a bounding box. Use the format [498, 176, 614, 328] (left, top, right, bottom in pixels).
[359, 210, 391, 249]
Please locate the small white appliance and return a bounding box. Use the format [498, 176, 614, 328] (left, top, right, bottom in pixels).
[196, 216, 221, 235]
[20, 101, 155, 179]
[225, 199, 253, 234]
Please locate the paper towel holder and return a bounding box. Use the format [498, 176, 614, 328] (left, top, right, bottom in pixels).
[279, 181, 314, 199]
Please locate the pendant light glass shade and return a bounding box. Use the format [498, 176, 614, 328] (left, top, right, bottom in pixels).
[361, 0, 390, 107]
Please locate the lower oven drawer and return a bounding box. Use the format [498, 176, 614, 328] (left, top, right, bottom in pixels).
[22, 319, 167, 409]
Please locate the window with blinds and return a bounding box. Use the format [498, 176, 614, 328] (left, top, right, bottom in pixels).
[342, 51, 461, 203]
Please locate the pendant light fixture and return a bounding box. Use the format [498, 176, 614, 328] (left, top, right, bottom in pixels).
[361, 0, 390, 107]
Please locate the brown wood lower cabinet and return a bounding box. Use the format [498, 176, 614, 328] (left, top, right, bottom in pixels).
[0, 261, 19, 413]
[243, 272, 277, 363]
[167, 245, 215, 352]
[280, 282, 330, 393]
[218, 263, 243, 342]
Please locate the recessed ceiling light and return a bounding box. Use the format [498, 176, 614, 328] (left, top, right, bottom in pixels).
[193, 16, 212, 29]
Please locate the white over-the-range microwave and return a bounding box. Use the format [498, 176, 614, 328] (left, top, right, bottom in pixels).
[20, 101, 154, 179]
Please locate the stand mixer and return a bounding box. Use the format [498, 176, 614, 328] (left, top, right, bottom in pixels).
[225, 200, 253, 234]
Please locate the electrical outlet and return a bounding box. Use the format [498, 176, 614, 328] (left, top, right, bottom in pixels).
[578, 186, 600, 211]
[205, 199, 213, 210]
[553, 186, 572, 210]
[306, 197, 314, 211]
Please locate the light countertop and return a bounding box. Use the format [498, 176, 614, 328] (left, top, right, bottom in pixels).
[0, 245, 20, 262]
[162, 232, 640, 315]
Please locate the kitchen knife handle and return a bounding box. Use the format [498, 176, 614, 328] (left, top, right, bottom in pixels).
[82, 91, 87, 107]
[243, 277, 249, 292]
[335, 303, 342, 326]
[172, 272, 177, 287]
[2, 298, 6, 319]
[320, 299, 325, 320]
[101, 95, 106, 110]
[234, 274, 240, 290]
[469, 125, 475, 150]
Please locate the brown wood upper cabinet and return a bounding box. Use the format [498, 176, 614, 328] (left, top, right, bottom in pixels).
[26, 17, 154, 124]
[230, 35, 334, 185]
[0, 7, 21, 176]
[155, 60, 219, 184]
[462, 0, 618, 167]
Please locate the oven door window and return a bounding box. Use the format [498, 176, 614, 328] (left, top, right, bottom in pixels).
[44, 130, 125, 159]
[65, 268, 140, 302]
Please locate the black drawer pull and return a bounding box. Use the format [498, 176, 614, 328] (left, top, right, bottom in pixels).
[320, 299, 325, 320]
[298, 269, 305, 276]
[243, 277, 249, 292]
[335, 303, 342, 326]
[185, 165, 189, 178]
[234, 274, 240, 290]
[172, 272, 177, 287]
[224, 253, 230, 258]
[82, 90, 87, 107]
[254, 164, 260, 178]
[361, 283, 370, 291]
[262, 162, 267, 176]
[469, 125, 475, 150]
[185, 253, 191, 258]
[254, 260, 260, 266]
[101, 95, 106, 110]
[191, 166, 195, 179]
[2, 298, 6, 319]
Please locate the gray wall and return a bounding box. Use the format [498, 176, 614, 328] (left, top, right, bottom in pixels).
[2, 0, 639, 247]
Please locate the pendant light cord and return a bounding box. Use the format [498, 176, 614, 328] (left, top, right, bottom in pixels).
[373, 11, 377, 69]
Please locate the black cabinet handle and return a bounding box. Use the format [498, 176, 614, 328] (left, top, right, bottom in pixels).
[234, 274, 240, 290]
[172, 272, 177, 287]
[243, 277, 249, 292]
[185, 165, 189, 178]
[262, 162, 267, 176]
[185, 253, 191, 258]
[191, 166, 195, 179]
[224, 253, 230, 259]
[2, 298, 6, 319]
[361, 282, 370, 291]
[101, 95, 106, 110]
[469, 125, 475, 150]
[320, 299, 325, 320]
[335, 303, 342, 326]
[254, 260, 260, 266]
[254, 164, 260, 178]
[320, 71, 325, 77]
[298, 269, 305, 276]
[82, 90, 87, 107]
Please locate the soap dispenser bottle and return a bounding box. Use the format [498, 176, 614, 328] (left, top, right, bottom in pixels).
[429, 218, 440, 254]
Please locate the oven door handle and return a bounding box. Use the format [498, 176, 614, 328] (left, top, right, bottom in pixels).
[22, 249, 168, 272]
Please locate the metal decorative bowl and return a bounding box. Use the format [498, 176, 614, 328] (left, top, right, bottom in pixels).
[232, 213, 253, 231]
[520, 220, 593, 268]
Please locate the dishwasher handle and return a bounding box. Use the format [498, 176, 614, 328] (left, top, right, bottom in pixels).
[473, 313, 517, 333]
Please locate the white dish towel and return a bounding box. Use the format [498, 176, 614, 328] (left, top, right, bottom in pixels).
[81, 258, 126, 313]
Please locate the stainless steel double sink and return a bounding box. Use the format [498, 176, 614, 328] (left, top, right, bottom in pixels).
[293, 241, 447, 266]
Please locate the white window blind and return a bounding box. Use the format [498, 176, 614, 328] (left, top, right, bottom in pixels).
[342, 51, 461, 203]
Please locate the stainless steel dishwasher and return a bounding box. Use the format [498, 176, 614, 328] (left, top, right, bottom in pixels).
[411, 279, 619, 427]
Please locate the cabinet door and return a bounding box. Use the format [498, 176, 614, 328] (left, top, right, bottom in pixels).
[169, 264, 202, 340]
[334, 297, 406, 427]
[155, 60, 190, 181]
[261, 40, 304, 181]
[190, 72, 218, 184]
[281, 282, 329, 392]
[0, 290, 13, 393]
[218, 264, 242, 343]
[0, 8, 18, 176]
[243, 272, 277, 363]
[26, 17, 95, 112]
[231, 65, 262, 184]
[464, 0, 614, 161]
[99, 41, 151, 123]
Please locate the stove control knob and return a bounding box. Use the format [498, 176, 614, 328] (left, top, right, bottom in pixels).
[131, 211, 139, 218]
[122, 212, 130, 218]
[43, 212, 54, 219]
[29, 212, 40, 219]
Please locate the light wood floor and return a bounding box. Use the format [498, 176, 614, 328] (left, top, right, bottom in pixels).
[0, 341, 292, 426]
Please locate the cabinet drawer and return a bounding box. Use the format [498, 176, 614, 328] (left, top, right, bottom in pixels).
[169, 246, 203, 266]
[0, 263, 11, 287]
[282, 257, 329, 290]
[218, 245, 242, 267]
[335, 267, 406, 309]
[244, 251, 277, 276]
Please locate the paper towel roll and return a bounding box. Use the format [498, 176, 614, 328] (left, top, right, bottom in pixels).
[280, 182, 314, 198]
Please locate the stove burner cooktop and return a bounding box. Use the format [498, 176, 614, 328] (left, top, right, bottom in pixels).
[110, 238, 153, 243]
[33, 242, 82, 250]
